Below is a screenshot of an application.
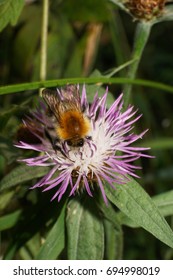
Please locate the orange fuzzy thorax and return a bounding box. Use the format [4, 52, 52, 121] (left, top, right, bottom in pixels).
[56, 110, 90, 140]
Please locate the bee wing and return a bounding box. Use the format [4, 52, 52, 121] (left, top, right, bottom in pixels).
[60, 85, 82, 111]
[42, 85, 82, 121]
[42, 89, 61, 120]
[61, 85, 80, 99]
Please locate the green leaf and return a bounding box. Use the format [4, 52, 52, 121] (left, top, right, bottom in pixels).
[0, 135, 20, 164]
[36, 203, 66, 260]
[0, 100, 31, 131]
[0, 165, 50, 192]
[0, 190, 14, 210]
[66, 197, 104, 260]
[108, 0, 128, 12]
[98, 195, 123, 259]
[98, 194, 121, 229]
[0, 1, 7, 4]
[85, 61, 138, 108]
[86, 80, 115, 108]
[103, 58, 138, 78]
[140, 138, 173, 150]
[1, 77, 173, 96]
[0, 0, 24, 32]
[64, 36, 85, 78]
[3, 196, 65, 259]
[62, 0, 109, 22]
[153, 190, 173, 217]
[105, 177, 173, 248]
[117, 212, 137, 228]
[104, 219, 123, 260]
[19, 234, 41, 260]
[118, 190, 173, 228]
[0, 210, 21, 231]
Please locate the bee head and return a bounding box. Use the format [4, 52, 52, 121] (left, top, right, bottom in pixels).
[66, 138, 84, 147]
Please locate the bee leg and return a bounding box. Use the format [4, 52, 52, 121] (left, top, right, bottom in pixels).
[52, 138, 61, 150]
[44, 128, 67, 157]
[44, 128, 55, 146]
[53, 138, 69, 158]
[44, 128, 59, 149]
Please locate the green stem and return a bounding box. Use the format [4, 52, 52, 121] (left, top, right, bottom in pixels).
[123, 21, 152, 108]
[39, 0, 49, 94]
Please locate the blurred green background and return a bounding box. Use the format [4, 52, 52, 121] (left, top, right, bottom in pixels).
[0, 0, 173, 260]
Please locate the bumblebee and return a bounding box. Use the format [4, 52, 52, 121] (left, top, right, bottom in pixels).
[42, 85, 91, 149]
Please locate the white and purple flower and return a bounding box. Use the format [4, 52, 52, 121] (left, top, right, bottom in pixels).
[16, 85, 151, 204]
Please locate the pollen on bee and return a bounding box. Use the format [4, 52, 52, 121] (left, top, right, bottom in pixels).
[56, 110, 91, 140]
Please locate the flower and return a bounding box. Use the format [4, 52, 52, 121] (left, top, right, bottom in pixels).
[16, 85, 152, 204]
[124, 0, 167, 21]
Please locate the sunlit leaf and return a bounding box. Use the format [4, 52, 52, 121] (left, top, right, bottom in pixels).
[0, 0, 24, 32]
[104, 219, 123, 260]
[105, 176, 173, 248]
[98, 194, 123, 259]
[153, 190, 173, 217]
[118, 190, 173, 228]
[0, 210, 21, 231]
[0, 165, 50, 192]
[66, 197, 104, 260]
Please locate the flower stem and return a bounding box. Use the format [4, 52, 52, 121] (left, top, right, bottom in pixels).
[39, 0, 49, 95]
[123, 21, 152, 108]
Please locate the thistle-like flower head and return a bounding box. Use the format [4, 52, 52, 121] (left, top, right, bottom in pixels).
[16, 85, 152, 204]
[124, 0, 167, 21]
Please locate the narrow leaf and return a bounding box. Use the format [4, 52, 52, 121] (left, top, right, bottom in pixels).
[97, 196, 123, 259]
[3, 197, 64, 259]
[140, 138, 173, 150]
[0, 190, 14, 211]
[36, 204, 66, 260]
[98, 195, 123, 259]
[0, 210, 22, 231]
[118, 190, 173, 228]
[105, 177, 173, 248]
[153, 190, 173, 217]
[25, 234, 41, 259]
[0, 165, 49, 192]
[104, 219, 123, 260]
[66, 196, 104, 260]
[1, 77, 173, 96]
[0, 136, 20, 164]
